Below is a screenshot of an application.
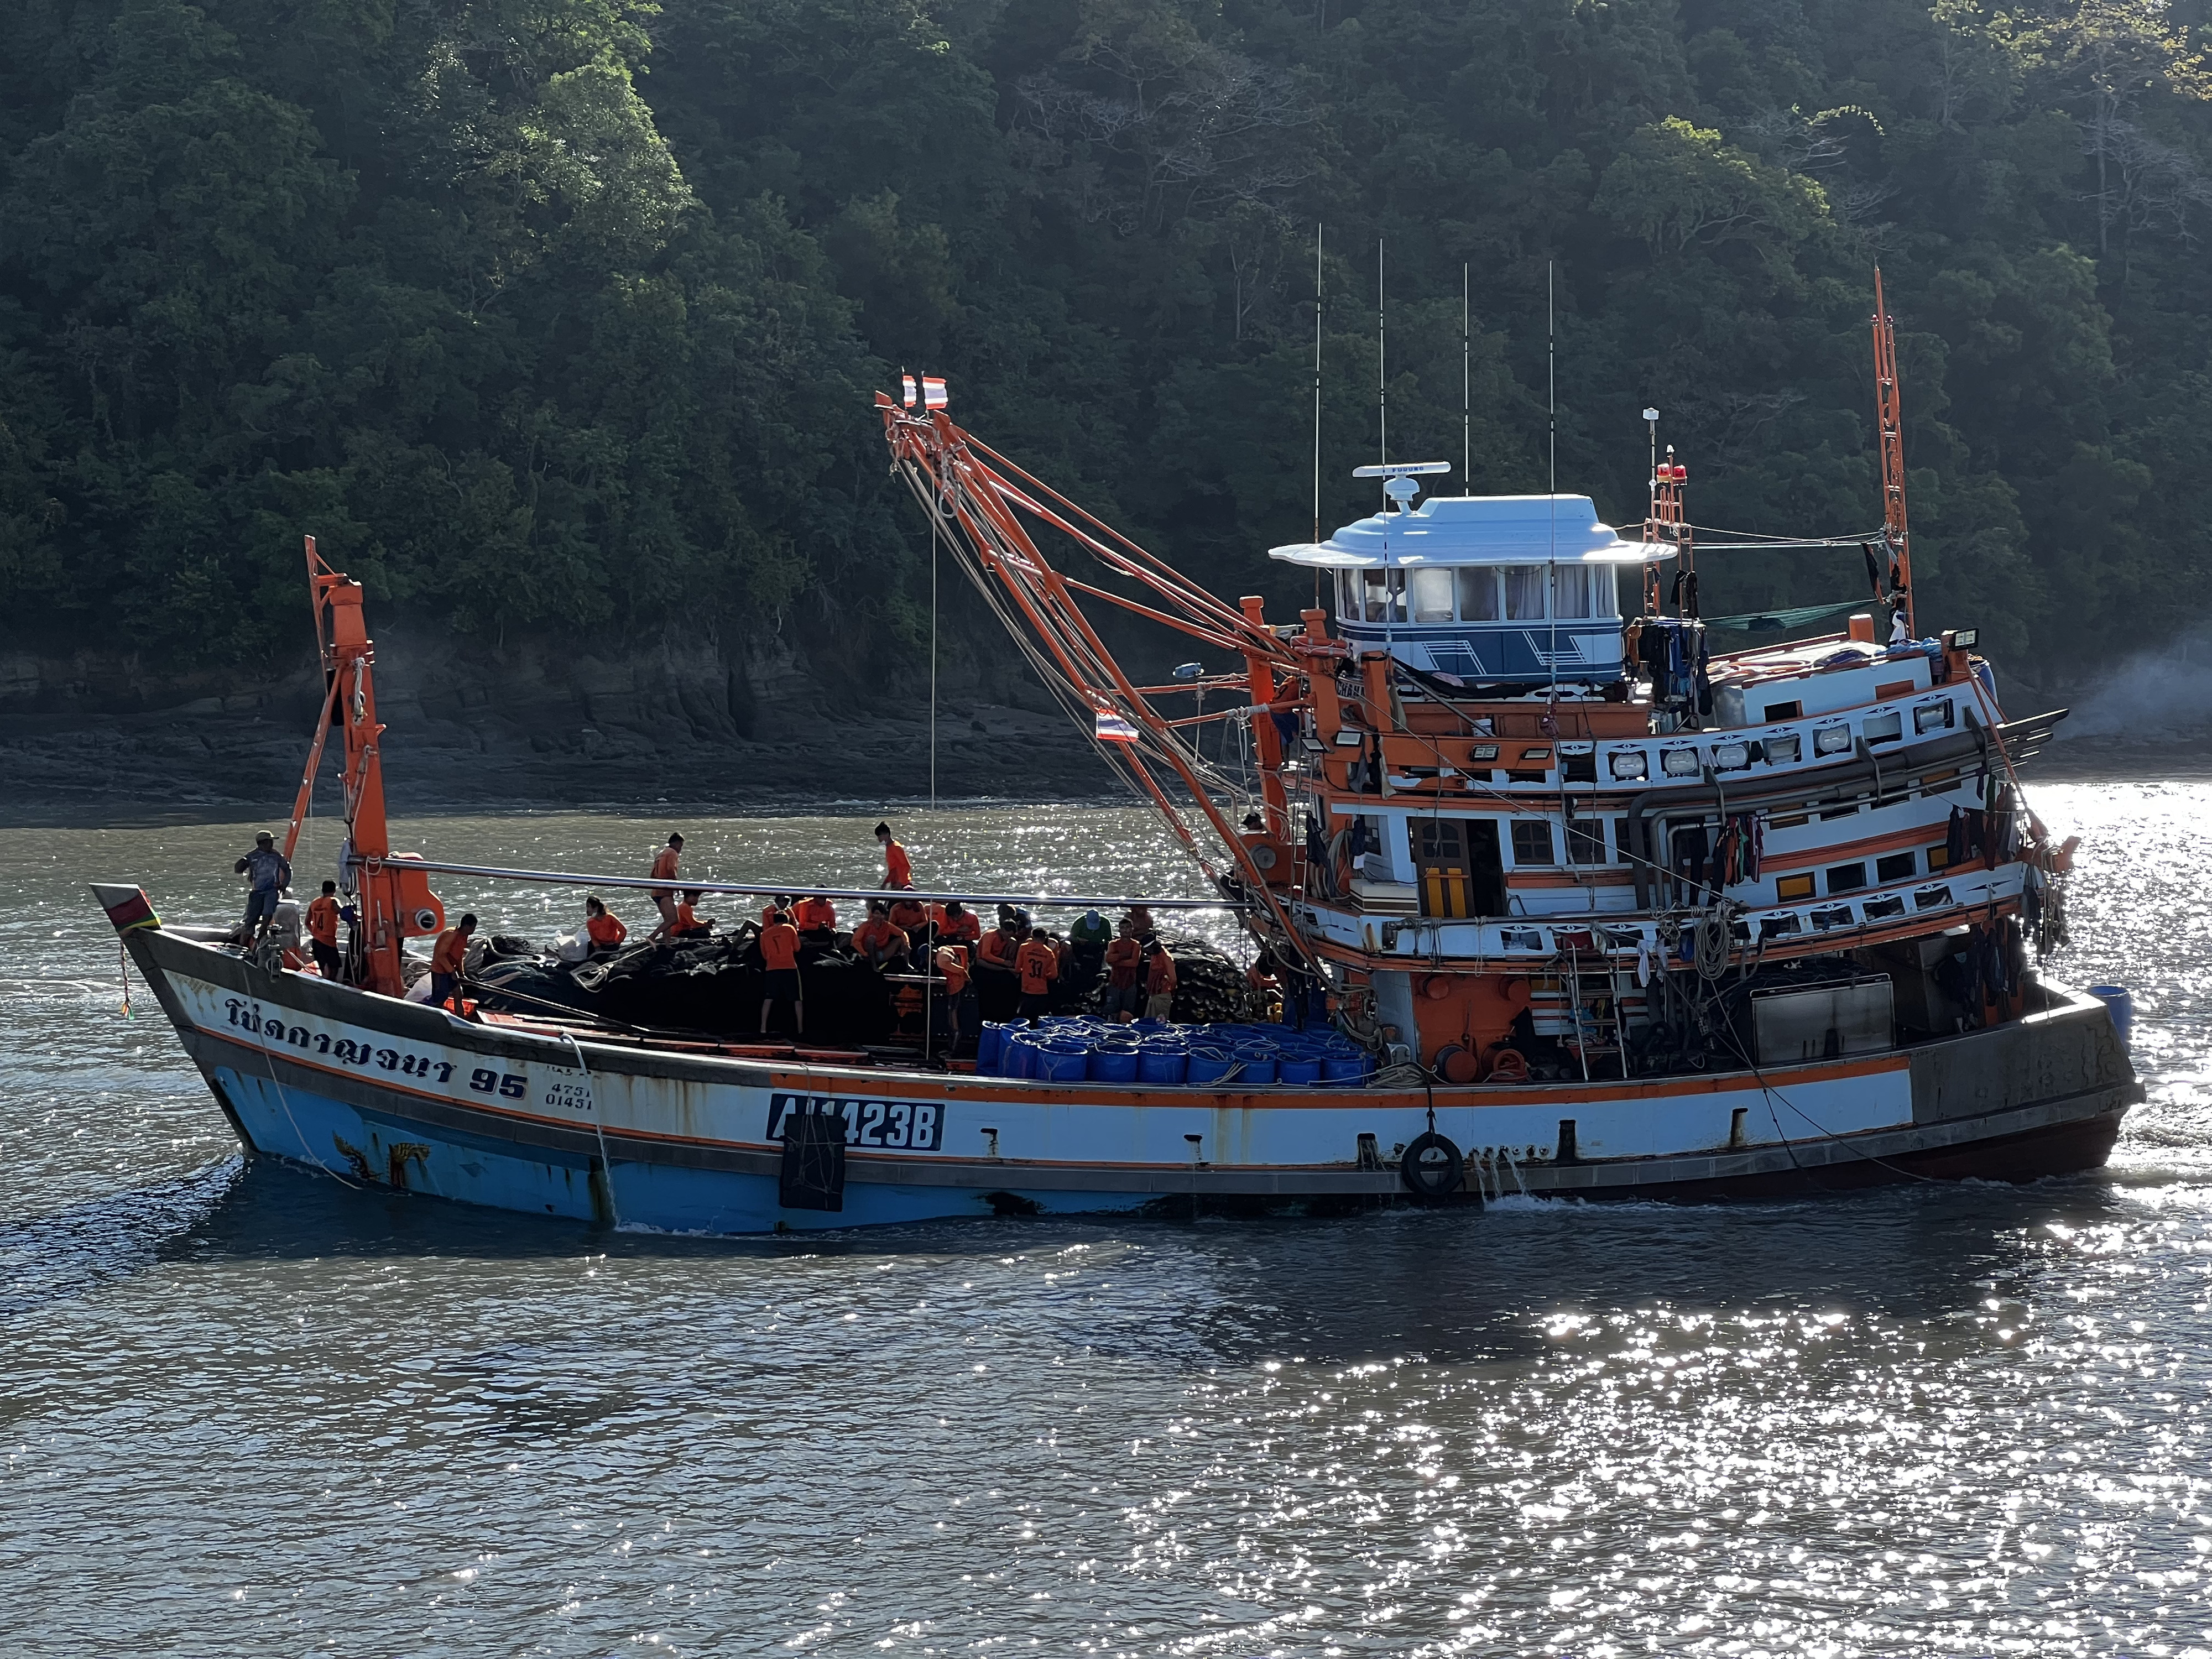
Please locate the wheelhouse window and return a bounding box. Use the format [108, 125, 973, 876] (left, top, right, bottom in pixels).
[1361, 569, 1406, 623]
[1457, 566, 1500, 620]
[1408, 567, 1454, 623]
[1504, 566, 1547, 620]
[1336, 571, 1358, 619]
[1551, 564, 1593, 619]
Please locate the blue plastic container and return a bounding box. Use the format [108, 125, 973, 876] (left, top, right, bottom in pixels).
[978, 1022, 1006, 1073]
[1278, 1055, 1323, 1085]
[1136, 1048, 1188, 1085]
[1087, 1047, 1140, 1083]
[1322, 1053, 1371, 1083]
[2088, 984, 2133, 1047]
[1233, 1046, 1278, 1085]
[1186, 1045, 1237, 1086]
[1001, 1034, 1035, 1079]
[1038, 1045, 1089, 1083]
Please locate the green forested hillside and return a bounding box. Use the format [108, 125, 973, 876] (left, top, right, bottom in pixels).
[3, 0, 2208, 691]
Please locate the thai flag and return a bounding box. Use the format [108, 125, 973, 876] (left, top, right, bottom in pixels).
[1095, 709, 1141, 744]
[900, 374, 917, 408]
[921, 375, 948, 409]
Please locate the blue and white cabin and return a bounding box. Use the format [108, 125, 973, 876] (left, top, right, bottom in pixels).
[1271, 483, 1676, 685]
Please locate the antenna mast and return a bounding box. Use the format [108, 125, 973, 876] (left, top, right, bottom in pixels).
[1547, 260, 1558, 708]
[1462, 263, 1471, 494]
[1312, 224, 1323, 549]
[1375, 239, 1387, 504]
[1871, 267, 1916, 639]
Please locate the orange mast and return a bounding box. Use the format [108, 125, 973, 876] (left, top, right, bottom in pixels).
[295, 535, 443, 996]
[1871, 267, 1916, 638]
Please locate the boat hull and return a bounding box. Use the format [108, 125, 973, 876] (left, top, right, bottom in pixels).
[122, 922, 2141, 1234]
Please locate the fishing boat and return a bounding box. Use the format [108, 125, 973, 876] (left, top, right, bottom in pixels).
[96, 280, 2140, 1232]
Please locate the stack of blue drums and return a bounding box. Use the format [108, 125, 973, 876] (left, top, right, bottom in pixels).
[975, 1018, 1375, 1087]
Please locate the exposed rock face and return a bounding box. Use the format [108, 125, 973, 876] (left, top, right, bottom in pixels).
[0, 625, 1111, 824]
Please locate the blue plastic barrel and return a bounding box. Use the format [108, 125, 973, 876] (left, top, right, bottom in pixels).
[978, 1022, 1005, 1073]
[1322, 1053, 1371, 1084]
[1233, 1045, 1278, 1084]
[1279, 1055, 1323, 1085]
[1186, 1046, 1237, 1086]
[1136, 1048, 1187, 1086]
[1088, 1048, 1140, 1083]
[2088, 985, 2133, 1047]
[1038, 1045, 1088, 1082]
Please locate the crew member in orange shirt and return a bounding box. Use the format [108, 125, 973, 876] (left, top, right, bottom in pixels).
[430, 912, 476, 1013]
[935, 900, 981, 949]
[1102, 922, 1145, 1022]
[851, 900, 910, 969]
[792, 894, 838, 940]
[1014, 929, 1059, 1021]
[758, 907, 804, 1036]
[306, 880, 343, 980]
[875, 821, 913, 889]
[888, 892, 930, 935]
[665, 889, 713, 939]
[648, 833, 684, 929]
[584, 894, 627, 954]
[932, 940, 973, 1053]
[1142, 940, 1178, 1022]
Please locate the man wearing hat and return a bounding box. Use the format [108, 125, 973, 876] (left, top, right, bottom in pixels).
[233, 831, 294, 944]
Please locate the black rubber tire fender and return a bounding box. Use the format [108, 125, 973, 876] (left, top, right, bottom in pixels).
[1400, 1130, 1465, 1198]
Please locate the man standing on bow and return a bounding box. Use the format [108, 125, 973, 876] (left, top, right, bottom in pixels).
[233, 831, 293, 945]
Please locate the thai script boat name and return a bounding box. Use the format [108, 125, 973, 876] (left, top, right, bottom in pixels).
[221, 997, 455, 1084]
[768, 1093, 944, 1152]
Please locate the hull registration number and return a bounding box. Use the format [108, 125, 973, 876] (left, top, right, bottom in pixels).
[768, 1093, 945, 1152]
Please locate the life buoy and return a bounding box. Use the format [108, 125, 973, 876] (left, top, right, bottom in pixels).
[1400, 1130, 1464, 1198]
[1433, 1043, 1481, 1084]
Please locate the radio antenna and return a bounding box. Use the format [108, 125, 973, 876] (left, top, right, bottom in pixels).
[1547, 259, 1559, 709]
[1312, 223, 1323, 549]
[1375, 238, 1387, 504]
[1462, 263, 1472, 494]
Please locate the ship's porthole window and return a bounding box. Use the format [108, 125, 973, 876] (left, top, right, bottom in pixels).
[1826, 861, 1867, 894]
[1863, 711, 1903, 744]
[1766, 733, 1802, 764]
[1914, 699, 1954, 733]
[1661, 747, 1700, 778]
[1876, 850, 1918, 883]
[1711, 741, 1750, 771]
[1609, 750, 1647, 781]
[1814, 725, 1852, 755]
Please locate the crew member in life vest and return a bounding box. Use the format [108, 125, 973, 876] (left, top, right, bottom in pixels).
[851, 900, 910, 970]
[584, 894, 627, 954]
[888, 891, 930, 935]
[306, 880, 343, 980]
[935, 899, 981, 950]
[792, 894, 838, 941]
[430, 913, 477, 1013]
[1101, 920, 1145, 1022]
[648, 833, 684, 930]
[1014, 927, 1059, 1021]
[1142, 939, 1178, 1021]
[664, 889, 713, 940]
[758, 906, 804, 1036]
[875, 821, 913, 889]
[932, 939, 974, 1052]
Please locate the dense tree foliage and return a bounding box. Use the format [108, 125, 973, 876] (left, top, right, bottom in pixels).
[4, 0, 2210, 691]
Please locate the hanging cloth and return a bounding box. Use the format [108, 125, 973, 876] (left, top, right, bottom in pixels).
[1947, 806, 1968, 869]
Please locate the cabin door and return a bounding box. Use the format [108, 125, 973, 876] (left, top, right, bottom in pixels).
[1468, 820, 1506, 915]
[1411, 817, 1470, 917]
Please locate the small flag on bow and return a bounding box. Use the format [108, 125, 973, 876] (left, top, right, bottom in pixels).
[1094, 710, 1140, 744]
[920, 375, 948, 409]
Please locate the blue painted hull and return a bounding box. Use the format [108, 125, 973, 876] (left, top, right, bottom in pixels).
[207, 1063, 1159, 1234]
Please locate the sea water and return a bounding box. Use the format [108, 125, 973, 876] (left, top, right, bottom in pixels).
[2, 785, 2209, 1656]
